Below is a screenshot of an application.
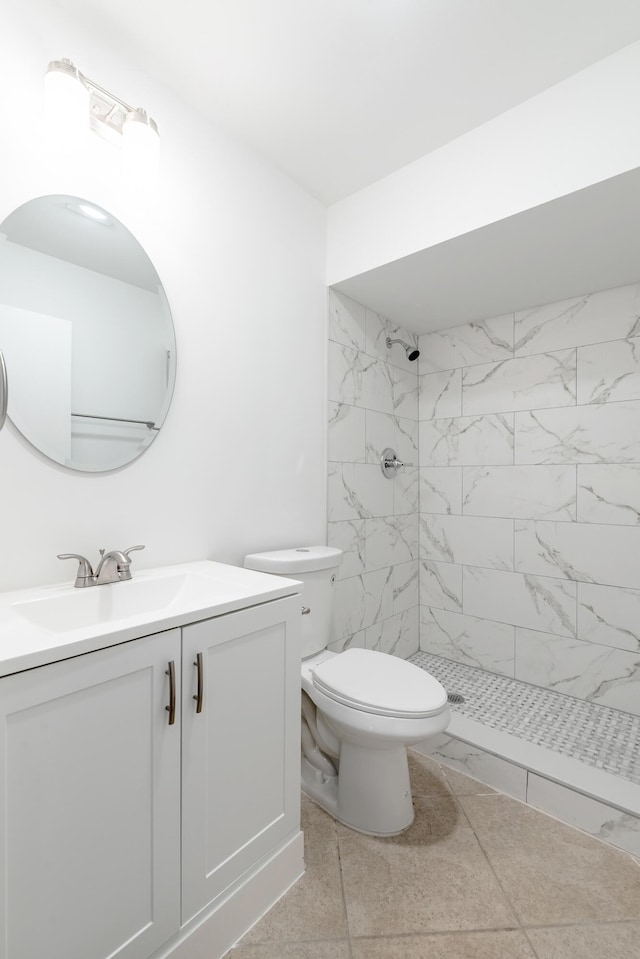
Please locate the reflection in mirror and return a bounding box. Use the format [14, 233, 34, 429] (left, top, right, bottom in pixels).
[0, 195, 176, 471]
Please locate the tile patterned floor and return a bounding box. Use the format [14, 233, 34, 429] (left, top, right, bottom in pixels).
[409, 651, 640, 785]
[225, 753, 640, 959]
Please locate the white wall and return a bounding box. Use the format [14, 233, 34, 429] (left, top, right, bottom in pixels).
[327, 40, 640, 284]
[0, 1, 327, 590]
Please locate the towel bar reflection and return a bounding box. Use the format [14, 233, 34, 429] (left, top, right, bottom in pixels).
[0, 350, 7, 431]
[72, 412, 159, 430]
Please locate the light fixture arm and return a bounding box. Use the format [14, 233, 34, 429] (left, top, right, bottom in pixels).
[46, 58, 159, 142]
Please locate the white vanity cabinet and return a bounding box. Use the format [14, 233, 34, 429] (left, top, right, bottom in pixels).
[0, 579, 302, 959]
[0, 628, 182, 959]
[181, 599, 301, 923]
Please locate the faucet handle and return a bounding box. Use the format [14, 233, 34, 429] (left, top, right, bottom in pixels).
[123, 545, 145, 561]
[57, 553, 95, 587]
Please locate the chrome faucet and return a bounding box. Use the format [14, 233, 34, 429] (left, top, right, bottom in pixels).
[58, 545, 145, 587]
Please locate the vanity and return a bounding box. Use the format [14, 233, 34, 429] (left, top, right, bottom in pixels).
[0, 561, 304, 959]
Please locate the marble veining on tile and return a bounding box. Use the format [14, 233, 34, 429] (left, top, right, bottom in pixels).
[515, 519, 640, 590]
[393, 415, 419, 464]
[577, 335, 640, 404]
[527, 773, 640, 857]
[328, 463, 394, 521]
[463, 565, 577, 637]
[462, 350, 577, 416]
[392, 365, 419, 419]
[515, 401, 640, 464]
[420, 606, 515, 676]
[418, 314, 513, 373]
[419, 369, 462, 420]
[359, 354, 395, 413]
[366, 607, 419, 658]
[333, 568, 394, 640]
[420, 412, 514, 466]
[394, 466, 419, 516]
[514, 284, 640, 357]
[463, 465, 576, 521]
[328, 341, 367, 406]
[515, 627, 640, 714]
[419, 559, 463, 612]
[327, 629, 366, 654]
[393, 560, 419, 614]
[364, 410, 396, 465]
[577, 582, 640, 652]
[419, 467, 462, 515]
[421, 735, 527, 800]
[420, 513, 514, 570]
[328, 289, 366, 353]
[577, 464, 640, 526]
[366, 515, 418, 571]
[409, 651, 640, 785]
[327, 519, 366, 579]
[328, 401, 366, 463]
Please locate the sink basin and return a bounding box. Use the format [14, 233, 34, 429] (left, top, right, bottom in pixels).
[0, 560, 302, 677]
[13, 573, 195, 632]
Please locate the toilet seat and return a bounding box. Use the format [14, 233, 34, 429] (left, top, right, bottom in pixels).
[312, 648, 447, 719]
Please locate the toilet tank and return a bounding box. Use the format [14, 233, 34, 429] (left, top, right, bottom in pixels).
[243, 547, 343, 659]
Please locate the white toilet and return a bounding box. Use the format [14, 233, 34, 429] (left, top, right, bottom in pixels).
[244, 546, 450, 836]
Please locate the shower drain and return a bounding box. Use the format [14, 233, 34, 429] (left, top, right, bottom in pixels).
[447, 692, 466, 705]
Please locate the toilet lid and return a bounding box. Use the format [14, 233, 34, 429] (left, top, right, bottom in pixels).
[312, 648, 448, 719]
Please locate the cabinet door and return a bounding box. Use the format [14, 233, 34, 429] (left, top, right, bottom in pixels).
[181, 598, 300, 922]
[0, 630, 181, 959]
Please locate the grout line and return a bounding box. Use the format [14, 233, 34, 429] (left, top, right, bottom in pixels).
[423, 393, 640, 422]
[456, 794, 532, 944]
[347, 927, 543, 942]
[335, 819, 354, 958]
[521, 918, 640, 930]
[521, 925, 544, 958]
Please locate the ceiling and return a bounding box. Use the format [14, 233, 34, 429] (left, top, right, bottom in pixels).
[52, 0, 640, 204]
[46, 0, 640, 331]
[334, 167, 640, 332]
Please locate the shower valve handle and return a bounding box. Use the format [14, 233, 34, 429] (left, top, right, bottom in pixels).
[381, 448, 414, 477]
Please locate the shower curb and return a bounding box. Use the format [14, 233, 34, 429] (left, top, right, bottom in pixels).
[409, 653, 640, 861]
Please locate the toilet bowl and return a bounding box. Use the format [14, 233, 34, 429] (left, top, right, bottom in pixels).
[244, 546, 450, 836]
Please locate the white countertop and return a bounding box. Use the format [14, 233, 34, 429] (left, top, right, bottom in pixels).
[0, 560, 301, 678]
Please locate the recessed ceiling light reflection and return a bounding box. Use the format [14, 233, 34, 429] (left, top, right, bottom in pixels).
[65, 201, 112, 225]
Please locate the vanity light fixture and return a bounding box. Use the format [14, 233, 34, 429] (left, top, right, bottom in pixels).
[45, 59, 159, 164]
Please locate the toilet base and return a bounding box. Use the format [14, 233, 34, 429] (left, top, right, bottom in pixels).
[301, 742, 415, 837]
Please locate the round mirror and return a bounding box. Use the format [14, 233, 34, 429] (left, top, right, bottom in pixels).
[0, 195, 176, 471]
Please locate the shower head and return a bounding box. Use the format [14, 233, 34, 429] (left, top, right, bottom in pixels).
[386, 336, 420, 362]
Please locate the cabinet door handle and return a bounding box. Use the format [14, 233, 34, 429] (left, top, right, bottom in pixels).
[165, 660, 176, 725]
[193, 652, 204, 713]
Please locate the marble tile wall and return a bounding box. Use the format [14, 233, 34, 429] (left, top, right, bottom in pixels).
[328, 290, 420, 655]
[418, 282, 640, 716]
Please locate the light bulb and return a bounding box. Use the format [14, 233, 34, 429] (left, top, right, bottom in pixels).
[44, 60, 89, 143]
[122, 109, 160, 178]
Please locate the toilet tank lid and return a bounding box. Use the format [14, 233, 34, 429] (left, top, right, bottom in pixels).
[244, 546, 343, 574]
